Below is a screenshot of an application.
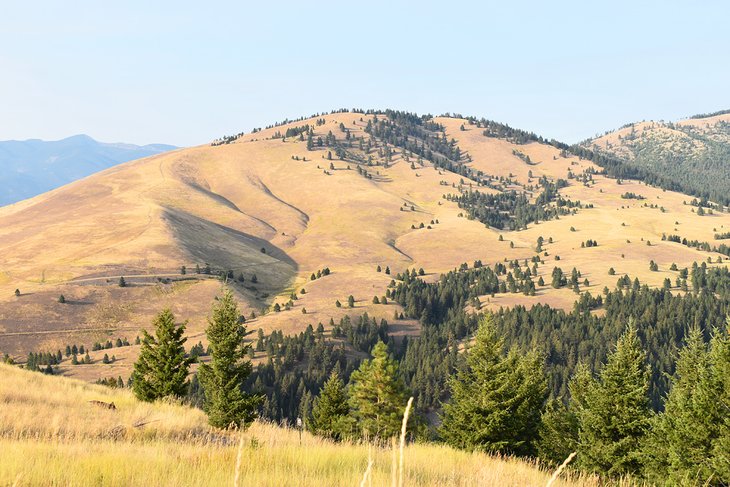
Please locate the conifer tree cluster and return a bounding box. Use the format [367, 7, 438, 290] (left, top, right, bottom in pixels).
[308, 341, 409, 441]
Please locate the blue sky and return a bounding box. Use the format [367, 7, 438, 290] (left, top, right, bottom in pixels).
[1, 1, 728, 147]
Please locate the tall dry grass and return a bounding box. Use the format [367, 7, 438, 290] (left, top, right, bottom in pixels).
[0, 364, 610, 486]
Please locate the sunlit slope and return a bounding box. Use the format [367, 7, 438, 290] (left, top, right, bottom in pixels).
[585, 111, 730, 204]
[1, 111, 728, 381]
[423, 117, 730, 310]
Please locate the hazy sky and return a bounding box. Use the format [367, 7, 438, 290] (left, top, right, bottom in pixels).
[1, 1, 728, 147]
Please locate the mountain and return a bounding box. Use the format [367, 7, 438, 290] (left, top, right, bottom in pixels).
[581, 110, 730, 205]
[0, 134, 177, 206]
[0, 107, 730, 400]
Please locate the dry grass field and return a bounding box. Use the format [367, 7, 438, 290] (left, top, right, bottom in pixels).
[1, 111, 728, 382]
[0, 363, 619, 487]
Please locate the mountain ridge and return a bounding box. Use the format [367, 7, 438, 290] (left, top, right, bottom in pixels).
[1, 108, 728, 391]
[582, 111, 730, 205]
[0, 134, 177, 206]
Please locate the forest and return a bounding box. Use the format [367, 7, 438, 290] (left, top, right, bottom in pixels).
[160, 258, 730, 483]
[226, 260, 730, 428]
[448, 178, 583, 230]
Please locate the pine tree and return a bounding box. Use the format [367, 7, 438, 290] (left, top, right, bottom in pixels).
[707, 323, 730, 481]
[309, 370, 350, 441]
[573, 321, 651, 477]
[440, 314, 547, 456]
[131, 309, 193, 401]
[644, 325, 712, 483]
[198, 290, 261, 429]
[348, 341, 408, 439]
[537, 398, 578, 465]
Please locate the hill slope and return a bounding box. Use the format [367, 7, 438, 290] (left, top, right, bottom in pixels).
[1, 110, 729, 385]
[0, 134, 176, 206]
[583, 111, 730, 205]
[0, 363, 596, 486]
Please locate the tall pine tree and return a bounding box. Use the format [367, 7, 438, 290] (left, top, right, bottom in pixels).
[707, 322, 730, 482]
[573, 321, 652, 477]
[198, 290, 261, 429]
[439, 314, 547, 456]
[131, 309, 192, 401]
[348, 341, 408, 440]
[644, 325, 711, 483]
[309, 370, 350, 441]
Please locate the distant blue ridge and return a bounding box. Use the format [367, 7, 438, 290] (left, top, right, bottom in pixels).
[0, 135, 177, 206]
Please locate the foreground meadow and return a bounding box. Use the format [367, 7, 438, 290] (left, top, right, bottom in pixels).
[0, 364, 608, 487]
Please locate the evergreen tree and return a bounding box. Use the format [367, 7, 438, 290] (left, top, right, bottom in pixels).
[537, 398, 579, 465]
[348, 341, 408, 439]
[131, 309, 193, 401]
[309, 370, 350, 441]
[707, 323, 730, 482]
[573, 321, 652, 477]
[440, 314, 547, 456]
[198, 290, 261, 429]
[644, 325, 712, 484]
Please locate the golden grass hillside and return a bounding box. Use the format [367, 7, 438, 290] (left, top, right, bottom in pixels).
[1, 110, 728, 383]
[0, 363, 609, 487]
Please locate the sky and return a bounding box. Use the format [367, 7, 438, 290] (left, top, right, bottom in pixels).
[1, 0, 728, 147]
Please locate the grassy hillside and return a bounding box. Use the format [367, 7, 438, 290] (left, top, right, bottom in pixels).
[2, 110, 730, 387]
[0, 363, 602, 486]
[584, 112, 730, 205]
